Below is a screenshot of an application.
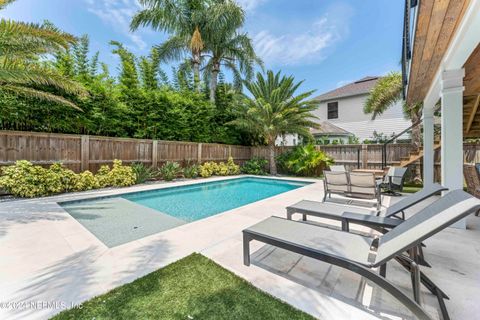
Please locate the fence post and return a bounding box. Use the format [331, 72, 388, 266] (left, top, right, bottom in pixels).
[197, 143, 203, 164]
[228, 146, 232, 158]
[361, 144, 368, 169]
[152, 140, 158, 168]
[80, 135, 89, 172]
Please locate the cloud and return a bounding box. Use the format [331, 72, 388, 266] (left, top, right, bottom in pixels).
[253, 4, 353, 66]
[236, 0, 268, 12]
[84, 0, 146, 50]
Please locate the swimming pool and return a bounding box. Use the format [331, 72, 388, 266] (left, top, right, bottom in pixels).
[60, 177, 311, 247]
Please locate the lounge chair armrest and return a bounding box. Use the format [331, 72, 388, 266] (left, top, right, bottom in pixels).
[340, 211, 403, 231]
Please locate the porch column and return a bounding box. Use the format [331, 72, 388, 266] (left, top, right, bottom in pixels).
[422, 107, 435, 186]
[440, 69, 465, 228]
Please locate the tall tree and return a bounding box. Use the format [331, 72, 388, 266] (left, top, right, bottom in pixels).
[230, 71, 320, 174]
[0, 1, 87, 109]
[363, 71, 422, 148]
[131, 0, 207, 91]
[204, 24, 262, 102]
[131, 0, 248, 95]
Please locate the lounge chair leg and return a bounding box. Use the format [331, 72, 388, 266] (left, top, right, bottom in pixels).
[302, 214, 307, 221]
[341, 218, 349, 232]
[411, 260, 421, 305]
[417, 245, 431, 268]
[380, 263, 387, 277]
[243, 233, 251, 266]
[286, 209, 293, 220]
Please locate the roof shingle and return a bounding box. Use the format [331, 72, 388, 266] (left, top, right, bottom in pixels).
[314, 76, 380, 102]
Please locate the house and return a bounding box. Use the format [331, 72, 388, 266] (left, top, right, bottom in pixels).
[310, 121, 354, 144]
[312, 76, 411, 142]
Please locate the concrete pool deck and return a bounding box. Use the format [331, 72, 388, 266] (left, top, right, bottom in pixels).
[1, 175, 479, 319]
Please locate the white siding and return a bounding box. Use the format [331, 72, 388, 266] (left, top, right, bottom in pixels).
[333, 118, 411, 141]
[275, 134, 299, 146]
[313, 94, 410, 141]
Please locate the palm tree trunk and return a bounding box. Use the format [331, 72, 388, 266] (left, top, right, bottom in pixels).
[209, 63, 220, 103]
[269, 143, 277, 175]
[192, 52, 201, 92]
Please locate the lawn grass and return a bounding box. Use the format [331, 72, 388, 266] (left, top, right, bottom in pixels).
[402, 185, 423, 193]
[52, 253, 315, 320]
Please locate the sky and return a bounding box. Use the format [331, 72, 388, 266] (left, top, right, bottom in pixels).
[1, 0, 404, 95]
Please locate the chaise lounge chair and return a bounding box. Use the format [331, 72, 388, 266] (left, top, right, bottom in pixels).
[243, 190, 480, 320]
[288, 183, 446, 223]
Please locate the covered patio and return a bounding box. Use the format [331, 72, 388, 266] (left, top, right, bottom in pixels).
[404, 0, 480, 229]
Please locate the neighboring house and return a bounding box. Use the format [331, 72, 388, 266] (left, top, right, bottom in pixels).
[312, 76, 411, 141]
[311, 121, 354, 144]
[275, 134, 299, 146]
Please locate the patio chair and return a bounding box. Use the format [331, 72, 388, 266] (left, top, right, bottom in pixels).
[347, 172, 381, 208]
[323, 171, 349, 201]
[329, 165, 346, 172]
[463, 164, 480, 216]
[243, 190, 480, 320]
[378, 167, 408, 196]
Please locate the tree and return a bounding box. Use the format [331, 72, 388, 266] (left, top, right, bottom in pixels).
[230, 71, 320, 175]
[199, 0, 261, 102]
[363, 71, 423, 148]
[131, 0, 208, 91]
[131, 0, 250, 97]
[0, 1, 87, 109]
[204, 26, 262, 103]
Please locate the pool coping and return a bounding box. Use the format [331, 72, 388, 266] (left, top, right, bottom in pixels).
[58, 176, 314, 248]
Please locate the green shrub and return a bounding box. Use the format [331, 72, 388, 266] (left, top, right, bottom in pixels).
[131, 163, 156, 184]
[95, 165, 111, 188]
[183, 164, 199, 179]
[199, 162, 218, 178]
[107, 160, 136, 187]
[158, 161, 182, 181]
[276, 144, 333, 177]
[241, 157, 268, 175]
[216, 162, 230, 176]
[48, 163, 78, 193]
[0, 159, 136, 198]
[226, 157, 240, 175]
[74, 171, 99, 191]
[0, 160, 48, 197]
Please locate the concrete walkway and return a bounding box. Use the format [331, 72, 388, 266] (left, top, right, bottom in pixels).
[0, 176, 479, 319]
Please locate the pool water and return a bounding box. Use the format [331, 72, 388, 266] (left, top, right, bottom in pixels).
[60, 177, 310, 247]
[123, 177, 309, 222]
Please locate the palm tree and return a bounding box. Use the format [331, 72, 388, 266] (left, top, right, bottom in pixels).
[131, 0, 209, 92]
[204, 27, 262, 103]
[0, 1, 87, 109]
[131, 0, 247, 95]
[230, 71, 320, 175]
[363, 71, 422, 148]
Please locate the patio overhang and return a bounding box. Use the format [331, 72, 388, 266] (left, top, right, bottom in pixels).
[403, 0, 480, 228]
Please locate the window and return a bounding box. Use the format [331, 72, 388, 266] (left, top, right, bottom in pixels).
[327, 102, 338, 119]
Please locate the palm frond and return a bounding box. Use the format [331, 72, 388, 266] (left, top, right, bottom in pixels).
[0, 0, 16, 10]
[1, 85, 82, 110]
[0, 63, 88, 97]
[363, 72, 403, 120]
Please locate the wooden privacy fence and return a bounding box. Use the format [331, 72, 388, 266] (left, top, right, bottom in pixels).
[0, 131, 252, 173]
[1, 131, 480, 177]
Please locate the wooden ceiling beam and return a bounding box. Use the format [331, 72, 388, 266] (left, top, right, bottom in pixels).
[466, 95, 480, 133]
